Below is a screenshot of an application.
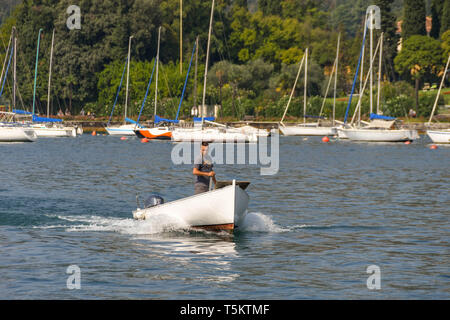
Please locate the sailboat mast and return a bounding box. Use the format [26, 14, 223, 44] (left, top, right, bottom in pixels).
[428, 54, 450, 126]
[13, 27, 16, 111]
[303, 48, 308, 123]
[358, 15, 368, 126]
[0, 28, 13, 91]
[180, 0, 183, 74]
[201, 0, 215, 122]
[333, 33, 340, 126]
[154, 27, 161, 118]
[47, 29, 55, 118]
[32, 28, 43, 116]
[124, 35, 133, 124]
[350, 36, 382, 125]
[370, 9, 373, 115]
[377, 33, 383, 115]
[193, 36, 199, 112]
[280, 53, 306, 125]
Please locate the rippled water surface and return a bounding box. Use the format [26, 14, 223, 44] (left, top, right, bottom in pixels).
[0, 135, 448, 299]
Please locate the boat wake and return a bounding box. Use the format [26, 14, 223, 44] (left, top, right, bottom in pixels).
[238, 212, 288, 233]
[43, 214, 189, 235]
[39, 211, 288, 235]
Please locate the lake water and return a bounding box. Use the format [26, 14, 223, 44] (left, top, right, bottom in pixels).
[0, 134, 448, 299]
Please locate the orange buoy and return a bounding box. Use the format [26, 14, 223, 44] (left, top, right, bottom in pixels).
[91, 131, 96, 136]
[430, 144, 438, 150]
[120, 136, 127, 141]
[322, 136, 330, 143]
[404, 141, 411, 145]
[141, 138, 149, 143]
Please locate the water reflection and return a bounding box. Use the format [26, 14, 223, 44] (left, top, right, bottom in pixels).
[132, 232, 240, 284]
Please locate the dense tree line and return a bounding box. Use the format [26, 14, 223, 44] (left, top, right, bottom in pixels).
[0, 0, 21, 25]
[0, 0, 448, 121]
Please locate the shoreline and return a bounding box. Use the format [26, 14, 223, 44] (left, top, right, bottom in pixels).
[62, 119, 450, 133]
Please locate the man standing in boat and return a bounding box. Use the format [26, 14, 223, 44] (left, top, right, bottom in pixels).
[193, 142, 216, 194]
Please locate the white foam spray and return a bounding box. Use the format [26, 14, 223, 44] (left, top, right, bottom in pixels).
[42, 211, 288, 235]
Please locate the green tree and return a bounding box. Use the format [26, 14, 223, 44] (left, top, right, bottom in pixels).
[374, 0, 400, 81]
[330, 0, 367, 37]
[430, 0, 443, 39]
[258, 0, 282, 16]
[402, 0, 426, 40]
[442, 30, 450, 57]
[394, 35, 445, 111]
[442, 0, 450, 36]
[0, 0, 21, 26]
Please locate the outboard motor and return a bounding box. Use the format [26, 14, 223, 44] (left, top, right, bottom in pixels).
[143, 194, 165, 209]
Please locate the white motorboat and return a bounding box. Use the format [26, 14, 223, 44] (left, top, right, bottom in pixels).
[0, 125, 37, 142]
[279, 123, 337, 136]
[133, 180, 249, 232]
[427, 130, 450, 144]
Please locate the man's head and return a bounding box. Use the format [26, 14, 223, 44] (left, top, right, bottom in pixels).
[200, 142, 209, 155]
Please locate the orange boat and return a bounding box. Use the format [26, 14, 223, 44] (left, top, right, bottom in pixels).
[134, 127, 172, 140]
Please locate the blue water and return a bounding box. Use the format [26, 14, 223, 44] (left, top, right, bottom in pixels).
[0, 135, 449, 299]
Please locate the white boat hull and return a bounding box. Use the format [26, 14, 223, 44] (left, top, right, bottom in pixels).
[337, 128, 349, 139]
[31, 126, 77, 137]
[133, 183, 249, 232]
[0, 126, 37, 142]
[427, 130, 450, 144]
[76, 126, 83, 135]
[105, 124, 137, 136]
[228, 125, 270, 137]
[279, 125, 336, 136]
[342, 128, 419, 142]
[172, 128, 257, 143]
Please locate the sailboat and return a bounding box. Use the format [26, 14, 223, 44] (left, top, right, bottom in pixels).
[106, 36, 139, 136]
[0, 28, 36, 142]
[426, 54, 450, 144]
[25, 29, 78, 138]
[279, 36, 341, 137]
[171, 0, 257, 143]
[134, 27, 175, 140]
[340, 31, 418, 142]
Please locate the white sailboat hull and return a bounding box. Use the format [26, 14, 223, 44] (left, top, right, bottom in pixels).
[279, 125, 336, 136]
[172, 128, 257, 143]
[105, 124, 137, 136]
[337, 128, 349, 139]
[31, 125, 77, 137]
[0, 126, 37, 142]
[76, 126, 83, 135]
[133, 184, 249, 231]
[343, 128, 419, 142]
[427, 130, 450, 144]
[228, 125, 270, 137]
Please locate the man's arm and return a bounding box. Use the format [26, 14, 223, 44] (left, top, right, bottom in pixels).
[193, 167, 215, 178]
